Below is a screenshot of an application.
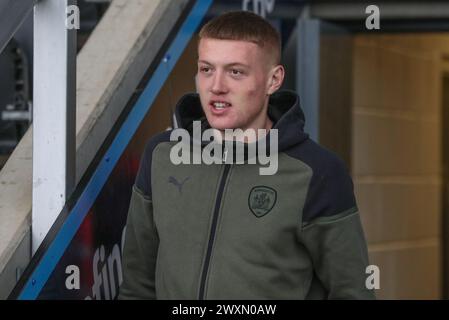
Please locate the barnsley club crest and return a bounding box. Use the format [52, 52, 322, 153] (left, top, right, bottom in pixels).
[248, 186, 277, 217]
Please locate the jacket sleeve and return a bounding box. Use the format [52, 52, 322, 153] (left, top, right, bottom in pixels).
[119, 140, 159, 300]
[299, 155, 376, 300]
[300, 208, 375, 299]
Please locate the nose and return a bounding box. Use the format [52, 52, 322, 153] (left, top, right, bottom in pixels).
[210, 71, 228, 95]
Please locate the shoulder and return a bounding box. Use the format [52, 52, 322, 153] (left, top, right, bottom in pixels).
[285, 138, 346, 174]
[135, 130, 173, 195]
[142, 130, 173, 157]
[285, 139, 357, 223]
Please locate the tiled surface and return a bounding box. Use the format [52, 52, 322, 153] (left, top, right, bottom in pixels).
[368, 241, 441, 299]
[352, 113, 440, 176]
[352, 34, 447, 299]
[356, 181, 441, 243]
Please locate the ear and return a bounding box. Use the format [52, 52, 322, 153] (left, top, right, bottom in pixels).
[266, 65, 285, 95]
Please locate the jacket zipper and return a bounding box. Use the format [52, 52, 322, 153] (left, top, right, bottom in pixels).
[198, 163, 231, 300]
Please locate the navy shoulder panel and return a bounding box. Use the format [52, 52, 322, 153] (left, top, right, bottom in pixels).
[135, 130, 172, 196]
[285, 139, 357, 223]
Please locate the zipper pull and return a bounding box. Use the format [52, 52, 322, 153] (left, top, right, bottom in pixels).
[223, 148, 228, 163]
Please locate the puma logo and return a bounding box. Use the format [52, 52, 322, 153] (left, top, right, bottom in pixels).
[168, 176, 190, 194]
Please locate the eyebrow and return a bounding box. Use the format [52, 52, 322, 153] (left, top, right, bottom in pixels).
[197, 60, 249, 69]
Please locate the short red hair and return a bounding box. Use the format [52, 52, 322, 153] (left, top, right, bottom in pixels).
[198, 11, 281, 65]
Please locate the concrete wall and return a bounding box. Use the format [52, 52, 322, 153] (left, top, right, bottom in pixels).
[352, 34, 448, 299]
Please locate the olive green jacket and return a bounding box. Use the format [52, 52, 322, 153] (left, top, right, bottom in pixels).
[119, 91, 375, 300]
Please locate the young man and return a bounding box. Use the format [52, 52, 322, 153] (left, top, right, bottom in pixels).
[119, 11, 375, 300]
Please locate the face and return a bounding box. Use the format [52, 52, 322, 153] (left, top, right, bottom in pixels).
[197, 38, 284, 132]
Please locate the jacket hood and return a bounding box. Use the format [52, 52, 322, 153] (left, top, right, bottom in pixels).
[174, 90, 309, 152]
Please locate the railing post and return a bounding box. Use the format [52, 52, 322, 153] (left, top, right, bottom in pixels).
[32, 0, 76, 253]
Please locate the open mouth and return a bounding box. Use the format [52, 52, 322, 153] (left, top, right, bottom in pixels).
[211, 101, 232, 110]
